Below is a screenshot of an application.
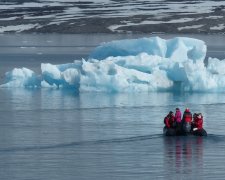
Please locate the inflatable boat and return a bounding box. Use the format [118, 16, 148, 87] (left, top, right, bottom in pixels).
[163, 127, 207, 136]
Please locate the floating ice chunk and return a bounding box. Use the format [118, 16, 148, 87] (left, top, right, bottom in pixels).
[1, 36, 225, 92]
[0, 67, 40, 88]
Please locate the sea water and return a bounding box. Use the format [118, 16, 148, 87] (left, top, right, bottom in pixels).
[0, 34, 225, 179]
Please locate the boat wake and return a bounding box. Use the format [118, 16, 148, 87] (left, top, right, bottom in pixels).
[0, 133, 223, 153]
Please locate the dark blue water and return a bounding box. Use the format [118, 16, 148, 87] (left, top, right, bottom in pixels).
[0, 34, 225, 180]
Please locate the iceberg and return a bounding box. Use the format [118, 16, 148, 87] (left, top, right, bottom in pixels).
[1, 36, 225, 92]
[1, 68, 41, 88]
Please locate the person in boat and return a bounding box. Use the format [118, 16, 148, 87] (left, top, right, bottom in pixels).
[164, 111, 175, 129]
[175, 108, 182, 134]
[175, 108, 182, 130]
[192, 113, 203, 131]
[182, 108, 192, 134]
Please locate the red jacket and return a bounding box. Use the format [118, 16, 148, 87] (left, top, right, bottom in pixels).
[164, 114, 175, 128]
[193, 116, 203, 129]
[183, 111, 192, 123]
[175, 110, 182, 123]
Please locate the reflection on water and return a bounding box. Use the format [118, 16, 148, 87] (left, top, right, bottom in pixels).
[3, 88, 225, 109]
[163, 137, 204, 178]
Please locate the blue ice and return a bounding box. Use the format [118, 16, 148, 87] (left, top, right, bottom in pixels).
[1, 36, 225, 92]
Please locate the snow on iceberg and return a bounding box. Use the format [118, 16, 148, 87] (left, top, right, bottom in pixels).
[89, 36, 206, 63]
[1, 68, 41, 88]
[1, 36, 225, 92]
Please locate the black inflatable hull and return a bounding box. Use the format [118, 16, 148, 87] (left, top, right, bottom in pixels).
[192, 128, 207, 136]
[163, 127, 177, 136]
[163, 127, 207, 136]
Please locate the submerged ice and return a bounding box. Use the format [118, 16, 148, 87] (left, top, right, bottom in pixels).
[1, 36, 225, 92]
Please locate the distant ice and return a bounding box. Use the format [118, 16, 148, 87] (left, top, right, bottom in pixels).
[206, 16, 224, 20]
[178, 25, 204, 31]
[1, 0, 225, 33]
[108, 18, 196, 32]
[0, 2, 60, 10]
[210, 24, 225, 30]
[0, 17, 17, 21]
[0, 24, 40, 33]
[23, 14, 56, 20]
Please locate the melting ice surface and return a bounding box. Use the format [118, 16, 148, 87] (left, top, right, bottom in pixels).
[1, 36, 225, 92]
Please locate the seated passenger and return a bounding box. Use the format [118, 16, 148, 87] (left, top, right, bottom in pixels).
[164, 111, 175, 129]
[175, 108, 182, 131]
[192, 113, 203, 131]
[182, 108, 192, 133]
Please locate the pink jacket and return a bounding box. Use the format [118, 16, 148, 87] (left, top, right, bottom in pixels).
[175, 110, 182, 123]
